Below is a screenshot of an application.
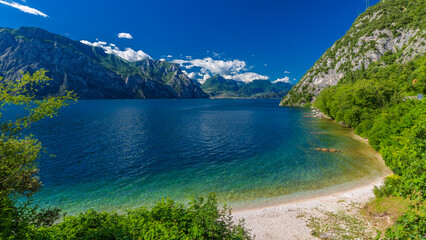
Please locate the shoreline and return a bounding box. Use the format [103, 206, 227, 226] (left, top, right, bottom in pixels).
[233, 177, 386, 240]
[233, 108, 392, 239]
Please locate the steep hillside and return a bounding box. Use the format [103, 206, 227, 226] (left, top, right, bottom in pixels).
[281, 0, 426, 106]
[201, 74, 241, 97]
[238, 80, 292, 98]
[0, 27, 208, 99]
[201, 75, 292, 98]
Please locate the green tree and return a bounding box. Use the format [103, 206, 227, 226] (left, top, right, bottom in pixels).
[0, 70, 76, 239]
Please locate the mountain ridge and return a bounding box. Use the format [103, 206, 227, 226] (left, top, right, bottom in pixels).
[201, 74, 292, 99]
[0, 26, 208, 99]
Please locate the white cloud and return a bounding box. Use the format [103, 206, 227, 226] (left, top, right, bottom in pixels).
[272, 76, 290, 84]
[183, 71, 198, 80]
[159, 58, 166, 62]
[0, 0, 48, 17]
[172, 57, 268, 83]
[80, 40, 151, 62]
[172, 57, 247, 76]
[187, 72, 198, 79]
[198, 73, 211, 84]
[166, 55, 173, 58]
[223, 72, 269, 83]
[117, 32, 133, 39]
[284, 70, 291, 74]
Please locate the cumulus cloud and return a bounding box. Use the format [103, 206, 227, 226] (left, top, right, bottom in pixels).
[172, 57, 269, 83]
[172, 57, 247, 76]
[198, 73, 211, 84]
[272, 76, 290, 84]
[284, 70, 291, 74]
[0, 0, 48, 17]
[80, 40, 151, 62]
[187, 72, 198, 79]
[166, 55, 173, 58]
[181, 70, 197, 78]
[224, 72, 269, 83]
[117, 32, 133, 39]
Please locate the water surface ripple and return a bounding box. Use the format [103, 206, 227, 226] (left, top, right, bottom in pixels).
[23, 99, 388, 214]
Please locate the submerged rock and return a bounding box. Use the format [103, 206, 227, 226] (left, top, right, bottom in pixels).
[315, 148, 340, 153]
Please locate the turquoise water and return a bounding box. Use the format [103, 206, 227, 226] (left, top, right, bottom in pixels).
[25, 99, 388, 214]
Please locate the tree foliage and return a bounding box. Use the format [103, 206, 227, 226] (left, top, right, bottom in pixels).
[0, 70, 75, 239]
[0, 70, 251, 239]
[314, 54, 426, 238]
[32, 194, 250, 240]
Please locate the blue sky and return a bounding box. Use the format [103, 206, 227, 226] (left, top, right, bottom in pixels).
[0, 0, 380, 84]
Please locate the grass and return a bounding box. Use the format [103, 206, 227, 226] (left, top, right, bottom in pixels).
[308, 209, 372, 240]
[306, 196, 417, 239]
[361, 196, 417, 238]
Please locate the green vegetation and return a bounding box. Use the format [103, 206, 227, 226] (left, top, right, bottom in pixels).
[33, 194, 250, 240]
[202, 75, 292, 98]
[308, 209, 373, 240]
[0, 70, 75, 239]
[307, 196, 422, 239]
[0, 70, 250, 239]
[314, 54, 426, 238]
[201, 74, 240, 97]
[238, 80, 291, 98]
[282, 0, 426, 106]
[362, 196, 418, 238]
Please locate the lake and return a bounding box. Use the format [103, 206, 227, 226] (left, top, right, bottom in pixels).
[27, 99, 388, 214]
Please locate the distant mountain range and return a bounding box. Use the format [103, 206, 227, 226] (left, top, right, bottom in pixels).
[0, 27, 208, 99]
[0, 26, 291, 99]
[201, 75, 292, 99]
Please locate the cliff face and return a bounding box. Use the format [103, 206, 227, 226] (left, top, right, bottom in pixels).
[0, 27, 208, 99]
[281, 0, 426, 106]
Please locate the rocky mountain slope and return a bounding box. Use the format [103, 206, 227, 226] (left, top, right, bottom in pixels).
[0, 27, 208, 99]
[201, 74, 292, 98]
[281, 0, 426, 106]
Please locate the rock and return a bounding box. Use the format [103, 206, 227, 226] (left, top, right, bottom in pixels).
[318, 232, 334, 239]
[315, 148, 340, 153]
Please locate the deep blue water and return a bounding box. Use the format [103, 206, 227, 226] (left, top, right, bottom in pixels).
[16, 99, 388, 214]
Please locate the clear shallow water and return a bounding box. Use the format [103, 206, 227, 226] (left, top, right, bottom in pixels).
[20, 99, 388, 214]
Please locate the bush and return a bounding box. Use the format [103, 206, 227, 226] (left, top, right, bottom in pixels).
[385, 205, 426, 239]
[33, 194, 251, 240]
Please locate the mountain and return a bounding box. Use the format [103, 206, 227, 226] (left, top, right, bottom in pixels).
[238, 80, 292, 98]
[0, 27, 208, 99]
[201, 75, 292, 98]
[281, 0, 426, 106]
[201, 74, 241, 97]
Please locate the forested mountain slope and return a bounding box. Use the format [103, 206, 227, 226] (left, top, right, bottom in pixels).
[281, 0, 425, 106]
